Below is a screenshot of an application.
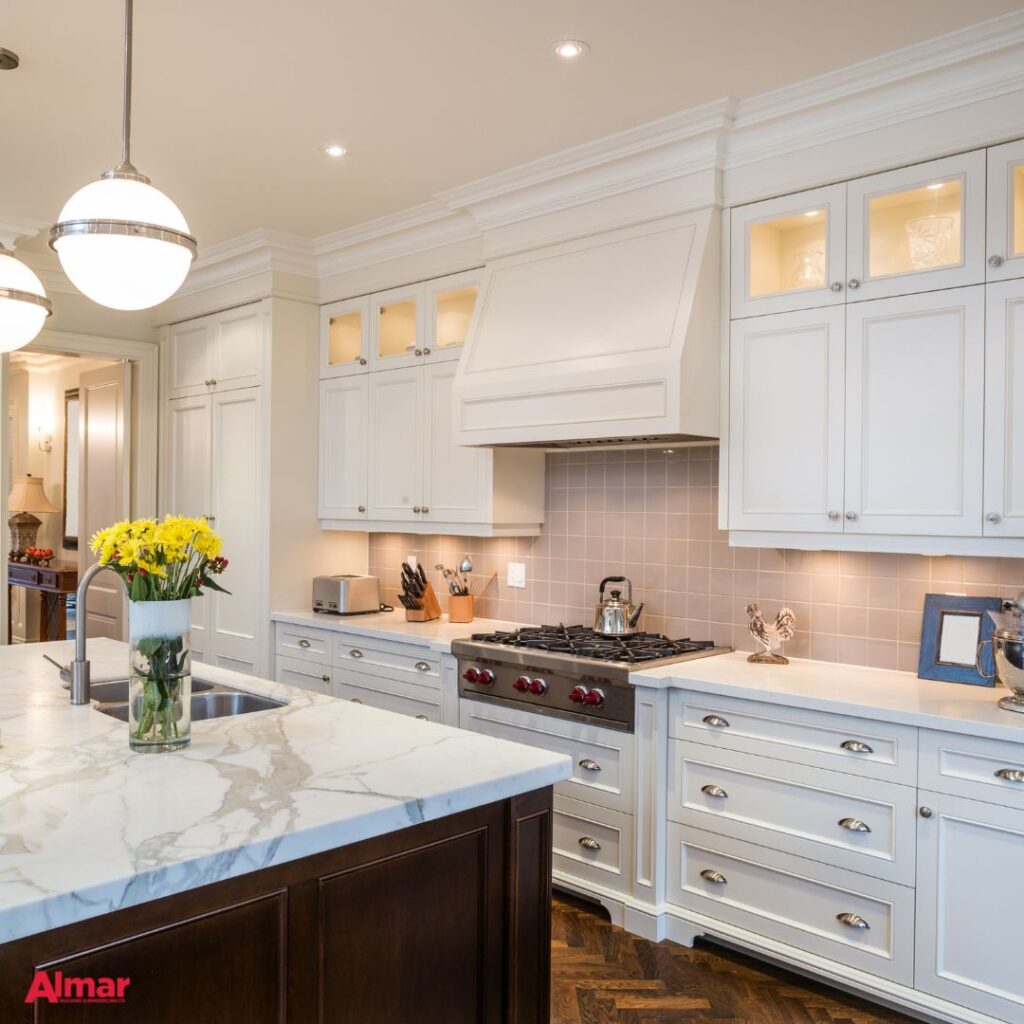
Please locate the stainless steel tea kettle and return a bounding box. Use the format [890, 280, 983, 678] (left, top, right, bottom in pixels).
[979, 592, 1024, 713]
[594, 576, 644, 636]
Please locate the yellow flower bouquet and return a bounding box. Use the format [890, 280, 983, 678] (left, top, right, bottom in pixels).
[90, 516, 229, 753]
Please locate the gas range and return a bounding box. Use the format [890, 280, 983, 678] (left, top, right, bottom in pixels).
[453, 625, 730, 733]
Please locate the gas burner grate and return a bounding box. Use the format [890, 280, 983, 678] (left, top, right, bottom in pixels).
[468, 625, 716, 664]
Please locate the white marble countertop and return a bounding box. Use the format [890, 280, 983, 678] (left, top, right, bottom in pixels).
[0, 638, 570, 944]
[270, 608, 526, 652]
[631, 651, 1024, 743]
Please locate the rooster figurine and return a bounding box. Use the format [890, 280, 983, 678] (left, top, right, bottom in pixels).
[745, 603, 796, 665]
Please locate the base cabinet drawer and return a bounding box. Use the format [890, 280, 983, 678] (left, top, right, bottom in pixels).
[919, 729, 1024, 811]
[552, 795, 633, 893]
[334, 633, 441, 685]
[668, 742, 917, 885]
[459, 699, 634, 812]
[671, 690, 917, 785]
[334, 673, 441, 722]
[667, 824, 914, 986]
[274, 623, 333, 664]
[275, 655, 332, 695]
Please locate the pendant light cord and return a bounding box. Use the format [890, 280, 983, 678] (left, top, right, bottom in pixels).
[121, 0, 133, 168]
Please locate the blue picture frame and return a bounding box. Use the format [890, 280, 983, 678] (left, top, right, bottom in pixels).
[918, 593, 1002, 686]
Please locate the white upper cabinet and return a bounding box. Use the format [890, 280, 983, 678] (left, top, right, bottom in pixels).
[987, 138, 1024, 283]
[846, 150, 986, 301]
[165, 303, 265, 400]
[318, 377, 368, 521]
[320, 296, 370, 378]
[370, 283, 427, 371]
[728, 308, 845, 532]
[367, 366, 425, 521]
[424, 270, 480, 363]
[843, 287, 984, 536]
[984, 278, 1024, 536]
[731, 184, 847, 318]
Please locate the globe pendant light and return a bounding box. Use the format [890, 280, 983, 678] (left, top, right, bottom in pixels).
[0, 243, 52, 352]
[49, 0, 196, 310]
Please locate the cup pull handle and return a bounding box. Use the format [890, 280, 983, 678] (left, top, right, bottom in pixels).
[995, 768, 1024, 783]
[350, 698, 363, 704]
[578, 836, 601, 851]
[837, 912, 870, 930]
[838, 817, 871, 833]
[350, 649, 363, 659]
[840, 740, 873, 754]
[415, 661, 430, 672]
[702, 715, 730, 728]
[297, 639, 311, 649]
[578, 758, 601, 772]
[701, 784, 728, 799]
[700, 869, 727, 884]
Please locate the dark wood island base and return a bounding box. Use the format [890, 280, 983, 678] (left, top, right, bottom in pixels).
[0, 788, 553, 1024]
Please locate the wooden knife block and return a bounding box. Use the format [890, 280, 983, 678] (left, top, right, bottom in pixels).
[405, 582, 442, 622]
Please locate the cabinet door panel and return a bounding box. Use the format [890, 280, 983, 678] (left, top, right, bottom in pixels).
[728, 308, 845, 532]
[984, 278, 1024, 536]
[370, 283, 426, 371]
[422, 361, 488, 524]
[209, 389, 263, 672]
[318, 377, 368, 520]
[368, 367, 424, 521]
[424, 269, 480, 362]
[167, 320, 212, 399]
[986, 137, 1024, 283]
[213, 306, 264, 391]
[321, 295, 370, 377]
[844, 287, 984, 535]
[846, 151, 986, 301]
[165, 396, 212, 661]
[916, 790, 1024, 1022]
[730, 184, 846, 318]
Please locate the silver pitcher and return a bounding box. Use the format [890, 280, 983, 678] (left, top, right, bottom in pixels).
[978, 593, 1024, 713]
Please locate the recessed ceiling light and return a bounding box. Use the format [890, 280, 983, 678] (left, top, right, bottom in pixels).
[553, 39, 589, 59]
[323, 144, 347, 158]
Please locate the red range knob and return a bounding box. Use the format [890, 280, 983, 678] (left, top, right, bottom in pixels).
[582, 688, 605, 707]
[569, 686, 588, 704]
[528, 678, 547, 695]
[513, 676, 530, 693]
[463, 667, 481, 683]
[477, 669, 495, 686]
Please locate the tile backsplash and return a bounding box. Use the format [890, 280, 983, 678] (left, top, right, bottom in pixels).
[369, 447, 1024, 672]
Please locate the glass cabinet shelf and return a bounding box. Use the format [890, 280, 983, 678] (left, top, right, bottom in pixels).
[327, 309, 364, 367]
[433, 284, 478, 350]
[867, 178, 963, 279]
[747, 208, 828, 298]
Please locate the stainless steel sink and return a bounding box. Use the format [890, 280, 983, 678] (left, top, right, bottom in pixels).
[89, 679, 214, 704]
[96, 688, 286, 723]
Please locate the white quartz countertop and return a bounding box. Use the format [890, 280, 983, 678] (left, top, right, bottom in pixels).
[271, 608, 526, 652]
[631, 651, 1024, 744]
[0, 638, 570, 944]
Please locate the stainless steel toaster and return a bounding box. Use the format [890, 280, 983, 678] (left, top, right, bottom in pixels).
[312, 574, 381, 615]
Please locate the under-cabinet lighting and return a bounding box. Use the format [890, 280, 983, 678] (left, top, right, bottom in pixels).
[804, 210, 820, 217]
[926, 182, 944, 190]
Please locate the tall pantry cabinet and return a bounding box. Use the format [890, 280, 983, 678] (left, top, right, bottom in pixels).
[161, 298, 359, 676]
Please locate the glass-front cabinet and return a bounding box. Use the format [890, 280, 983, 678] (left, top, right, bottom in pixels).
[425, 270, 480, 362]
[371, 283, 426, 370]
[320, 296, 370, 378]
[730, 184, 846, 318]
[987, 137, 1024, 283]
[846, 150, 986, 301]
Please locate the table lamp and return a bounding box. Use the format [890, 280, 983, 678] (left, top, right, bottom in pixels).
[7, 475, 58, 557]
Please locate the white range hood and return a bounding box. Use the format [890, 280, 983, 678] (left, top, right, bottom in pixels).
[452, 210, 720, 448]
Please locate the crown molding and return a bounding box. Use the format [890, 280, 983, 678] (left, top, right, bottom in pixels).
[0, 216, 49, 250]
[179, 229, 317, 297]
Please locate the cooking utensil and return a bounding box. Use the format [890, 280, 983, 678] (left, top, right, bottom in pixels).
[594, 576, 644, 636]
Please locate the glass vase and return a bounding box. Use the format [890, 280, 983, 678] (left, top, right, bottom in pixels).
[128, 598, 192, 753]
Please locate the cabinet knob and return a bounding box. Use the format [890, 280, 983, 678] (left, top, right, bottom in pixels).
[830, 281, 843, 293]
[995, 768, 1024, 783]
[321, 674, 330, 683]
[702, 714, 730, 728]
[986, 512, 1002, 524]
[919, 806, 933, 818]
[701, 784, 728, 799]
[989, 254, 1004, 268]
[840, 739, 873, 753]
[359, 357, 367, 366]
[578, 758, 602, 772]
[414, 348, 423, 356]
[423, 347, 431, 356]
[700, 869, 727, 884]
[836, 912, 870, 930]
[204, 515, 216, 523]
[412, 506, 421, 514]
[578, 836, 601, 851]
[828, 510, 841, 521]
[847, 278, 861, 289]
[415, 714, 429, 720]
[421, 506, 429, 514]
[357, 505, 366, 513]
[838, 817, 871, 833]
[845, 511, 858, 521]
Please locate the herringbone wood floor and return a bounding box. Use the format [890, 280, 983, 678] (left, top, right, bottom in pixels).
[551, 895, 916, 1023]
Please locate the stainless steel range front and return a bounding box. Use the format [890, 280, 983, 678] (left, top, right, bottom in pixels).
[453, 625, 730, 733]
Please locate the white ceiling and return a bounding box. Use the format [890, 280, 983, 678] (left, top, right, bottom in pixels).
[3, 0, 1023, 249]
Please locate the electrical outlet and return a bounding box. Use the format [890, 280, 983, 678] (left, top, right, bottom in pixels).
[507, 562, 526, 589]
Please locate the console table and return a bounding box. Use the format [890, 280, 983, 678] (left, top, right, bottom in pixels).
[6, 560, 78, 642]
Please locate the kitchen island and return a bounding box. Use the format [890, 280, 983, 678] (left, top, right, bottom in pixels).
[0, 638, 570, 1023]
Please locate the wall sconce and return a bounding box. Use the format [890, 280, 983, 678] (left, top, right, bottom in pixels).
[36, 426, 52, 453]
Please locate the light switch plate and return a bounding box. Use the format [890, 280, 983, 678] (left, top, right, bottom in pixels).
[507, 562, 526, 589]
